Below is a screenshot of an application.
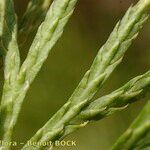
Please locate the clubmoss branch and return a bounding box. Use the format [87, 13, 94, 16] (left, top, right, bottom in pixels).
[0, 0, 78, 148]
[22, 0, 150, 149]
[22, 71, 150, 150]
[19, 0, 78, 85]
[0, 0, 149, 150]
[62, 71, 150, 137]
[0, 0, 20, 146]
[79, 71, 150, 121]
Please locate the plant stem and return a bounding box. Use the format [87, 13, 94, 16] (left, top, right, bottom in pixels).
[62, 71, 150, 137]
[22, 71, 150, 149]
[111, 100, 150, 150]
[0, 0, 78, 148]
[0, 0, 20, 145]
[80, 71, 150, 120]
[22, 0, 150, 149]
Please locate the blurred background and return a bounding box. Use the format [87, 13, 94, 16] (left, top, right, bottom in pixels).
[4, 0, 150, 149]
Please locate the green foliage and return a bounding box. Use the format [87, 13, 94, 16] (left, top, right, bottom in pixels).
[0, 0, 149, 150]
[80, 71, 150, 121]
[0, 0, 20, 144]
[0, 0, 78, 149]
[22, 0, 150, 149]
[22, 71, 150, 150]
